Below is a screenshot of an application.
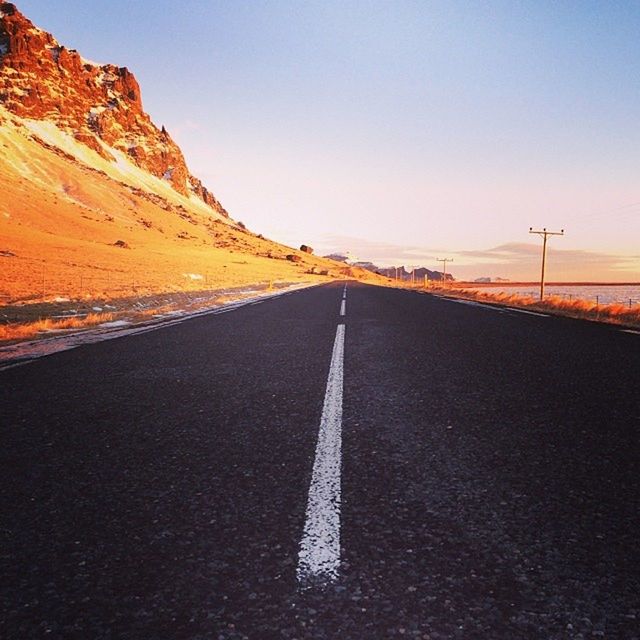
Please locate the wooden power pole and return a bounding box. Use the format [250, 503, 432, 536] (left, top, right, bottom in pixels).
[436, 258, 453, 286]
[529, 227, 564, 300]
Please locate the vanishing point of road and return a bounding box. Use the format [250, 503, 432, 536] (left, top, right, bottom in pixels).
[1, 282, 638, 639]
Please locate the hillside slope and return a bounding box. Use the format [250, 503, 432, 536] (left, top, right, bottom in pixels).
[0, 2, 385, 305]
[0, 105, 355, 302]
[0, 0, 225, 212]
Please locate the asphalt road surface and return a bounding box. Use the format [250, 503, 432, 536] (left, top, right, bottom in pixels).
[1, 282, 639, 639]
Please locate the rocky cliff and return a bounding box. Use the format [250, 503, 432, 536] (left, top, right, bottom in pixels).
[0, 1, 228, 217]
[364, 264, 453, 281]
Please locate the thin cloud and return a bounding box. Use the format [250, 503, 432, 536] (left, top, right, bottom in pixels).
[316, 234, 442, 266]
[458, 243, 637, 267]
[453, 244, 639, 280]
[317, 235, 640, 280]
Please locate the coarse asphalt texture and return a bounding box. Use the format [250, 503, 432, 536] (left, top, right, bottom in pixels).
[1, 281, 639, 639]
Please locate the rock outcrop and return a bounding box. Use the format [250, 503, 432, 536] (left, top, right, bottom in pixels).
[0, 1, 228, 217]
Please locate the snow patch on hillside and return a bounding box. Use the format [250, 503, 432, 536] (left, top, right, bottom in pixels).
[80, 55, 102, 67]
[18, 116, 230, 222]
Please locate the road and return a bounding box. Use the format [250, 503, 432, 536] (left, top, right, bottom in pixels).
[1, 282, 639, 639]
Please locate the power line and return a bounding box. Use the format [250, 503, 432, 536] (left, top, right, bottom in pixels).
[563, 201, 640, 224]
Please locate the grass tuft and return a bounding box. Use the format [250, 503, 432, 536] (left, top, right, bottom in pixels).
[439, 288, 640, 327]
[0, 312, 115, 342]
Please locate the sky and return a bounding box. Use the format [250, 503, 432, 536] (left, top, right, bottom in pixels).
[16, 0, 640, 280]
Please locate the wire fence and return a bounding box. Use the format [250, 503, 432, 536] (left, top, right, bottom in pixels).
[473, 290, 640, 308]
[2, 257, 638, 309]
[546, 292, 639, 308]
[398, 279, 639, 306]
[0, 258, 273, 305]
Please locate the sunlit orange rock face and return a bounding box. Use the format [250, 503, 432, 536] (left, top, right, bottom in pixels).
[0, 1, 227, 216]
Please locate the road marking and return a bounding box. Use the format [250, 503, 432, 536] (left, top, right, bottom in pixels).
[450, 299, 504, 312]
[340, 299, 346, 316]
[343, 284, 347, 299]
[297, 323, 345, 586]
[442, 298, 549, 317]
[621, 329, 640, 335]
[507, 308, 548, 317]
[0, 284, 323, 372]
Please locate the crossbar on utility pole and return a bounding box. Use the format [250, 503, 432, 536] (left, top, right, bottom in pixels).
[436, 258, 453, 286]
[529, 227, 564, 300]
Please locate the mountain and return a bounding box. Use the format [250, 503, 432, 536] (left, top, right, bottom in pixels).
[0, 1, 226, 214]
[0, 2, 387, 306]
[322, 257, 454, 282]
[361, 264, 454, 282]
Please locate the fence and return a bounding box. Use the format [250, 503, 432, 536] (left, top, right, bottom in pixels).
[474, 290, 640, 308]
[0, 257, 272, 306]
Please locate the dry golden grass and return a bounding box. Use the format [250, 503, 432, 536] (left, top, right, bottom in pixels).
[0, 115, 389, 309]
[433, 287, 640, 328]
[0, 312, 115, 341]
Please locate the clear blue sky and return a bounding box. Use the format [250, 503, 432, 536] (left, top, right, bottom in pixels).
[16, 0, 640, 279]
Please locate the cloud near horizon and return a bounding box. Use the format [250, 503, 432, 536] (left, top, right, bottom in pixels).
[317, 235, 640, 281]
[315, 235, 440, 267]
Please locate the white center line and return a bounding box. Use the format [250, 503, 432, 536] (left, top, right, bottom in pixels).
[621, 329, 640, 335]
[297, 322, 345, 586]
[340, 299, 346, 316]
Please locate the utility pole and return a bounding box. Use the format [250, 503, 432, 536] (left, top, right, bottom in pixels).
[529, 227, 564, 300]
[436, 258, 453, 286]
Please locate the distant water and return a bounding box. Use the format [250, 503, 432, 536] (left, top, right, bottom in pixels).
[464, 284, 640, 306]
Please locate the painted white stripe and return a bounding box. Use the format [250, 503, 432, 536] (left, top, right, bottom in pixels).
[340, 299, 346, 316]
[507, 308, 549, 317]
[343, 284, 347, 299]
[621, 329, 640, 335]
[451, 299, 504, 312]
[297, 323, 345, 585]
